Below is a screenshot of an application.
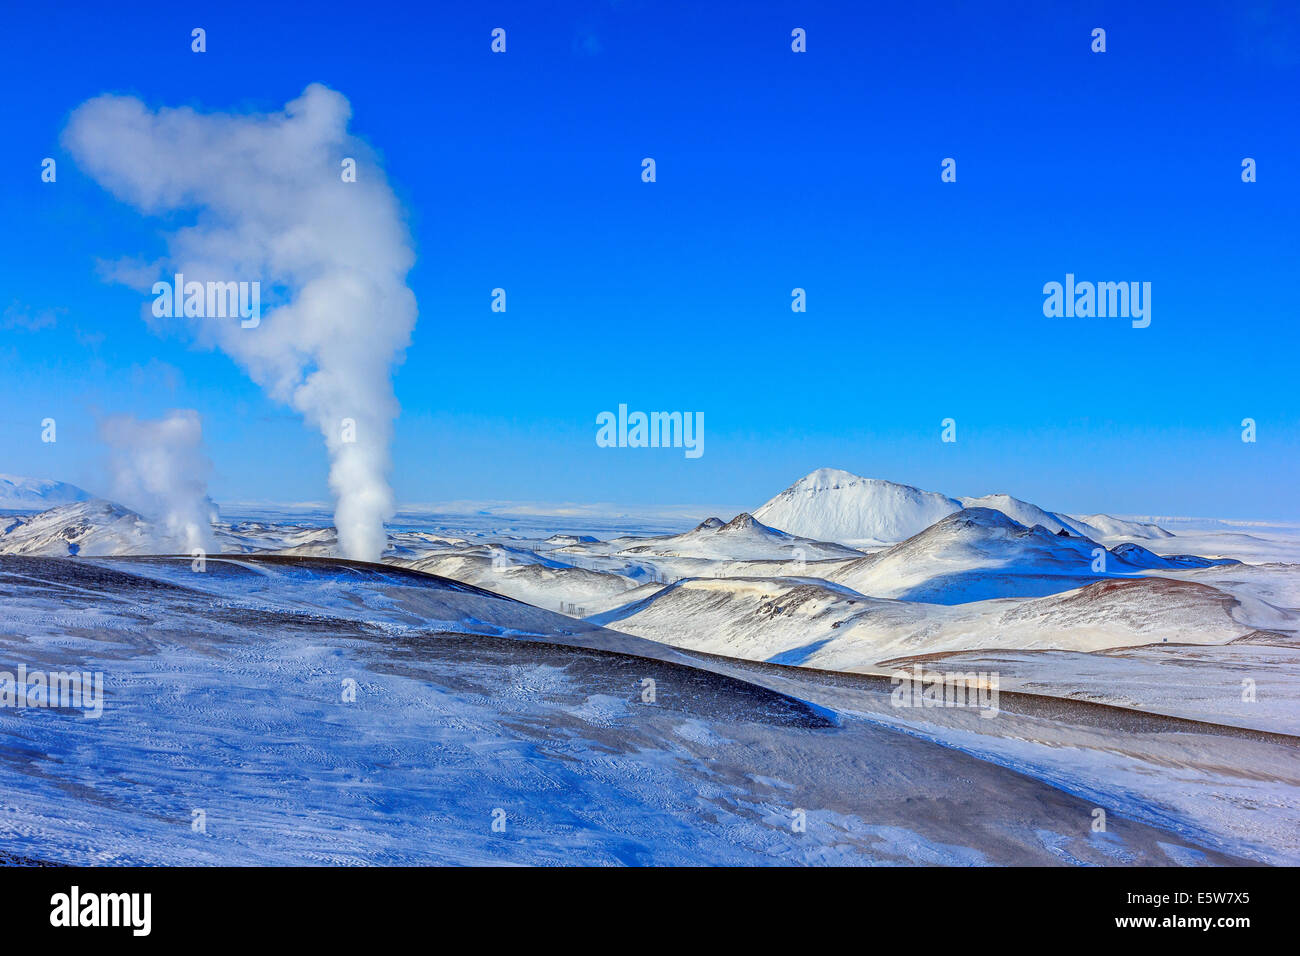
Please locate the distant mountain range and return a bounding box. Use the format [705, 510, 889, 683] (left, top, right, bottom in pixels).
[0, 468, 1187, 568]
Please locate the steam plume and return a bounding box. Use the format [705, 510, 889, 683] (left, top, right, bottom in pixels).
[100, 410, 216, 554]
[64, 85, 418, 561]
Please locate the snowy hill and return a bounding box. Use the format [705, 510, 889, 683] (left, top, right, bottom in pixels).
[0, 499, 154, 556]
[1067, 512, 1175, 540]
[545, 533, 599, 546]
[958, 493, 1093, 537]
[753, 468, 962, 544]
[404, 544, 639, 612]
[590, 573, 1273, 671]
[615, 512, 861, 561]
[827, 508, 1226, 604]
[0, 474, 92, 511]
[751, 468, 1179, 548]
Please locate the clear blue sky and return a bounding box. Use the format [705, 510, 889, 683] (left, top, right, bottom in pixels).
[2, 1, 1297, 519]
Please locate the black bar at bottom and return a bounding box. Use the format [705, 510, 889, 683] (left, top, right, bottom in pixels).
[0, 864, 1280, 942]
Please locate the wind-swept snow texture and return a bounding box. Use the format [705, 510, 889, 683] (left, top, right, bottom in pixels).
[0, 554, 1280, 865]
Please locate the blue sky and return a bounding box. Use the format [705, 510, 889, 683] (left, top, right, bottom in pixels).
[2, 1, 1297, 519]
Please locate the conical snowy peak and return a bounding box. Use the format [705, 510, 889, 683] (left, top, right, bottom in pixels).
[753, 469, 962, 545]
[720, 513, 761, 532]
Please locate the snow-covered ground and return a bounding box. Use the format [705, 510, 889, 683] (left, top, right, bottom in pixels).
[878, 643, 1300, 736]
[1, 554, 1292, 865]
[1, 467, 1297, 865]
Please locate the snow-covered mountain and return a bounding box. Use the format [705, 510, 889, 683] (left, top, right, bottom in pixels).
[0, 499, 154, 556]
[827, 507, 1225, 604]
[588, 573, 1276, 672]
[753, 468, 962, 544]
[752, 468, 1176, 547]
[614, 512, 861, 561]
[958, 493, 1093, 537]
[954, 494, 1179, 542]
[545, 533, 599, 546]
[0, 474, 92, 511]
[404, 544, 639, 612]
[1067, 512, 1175, 540]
